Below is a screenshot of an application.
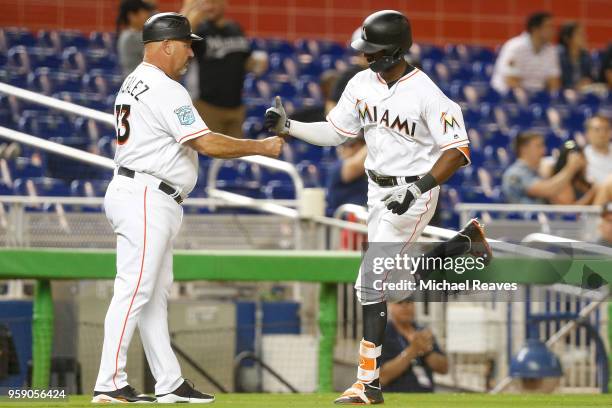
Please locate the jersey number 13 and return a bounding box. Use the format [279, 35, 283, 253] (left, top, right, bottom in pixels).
[114, 104, 131, 145]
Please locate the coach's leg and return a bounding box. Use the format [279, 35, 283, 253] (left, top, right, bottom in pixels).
[138, 240, 183, 395]
[94, 181, 173, 393]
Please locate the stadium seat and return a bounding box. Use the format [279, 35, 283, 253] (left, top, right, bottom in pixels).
[3, 28, 36, 48]
[264, 39, 295, 55]
[14, 177, 70, 196]
[70, 179, 109, 197]
[296, 160, 321, 187]
[89, 32, 114, 51]
[27, 68, 82, 95]
[82, 70, 123, 95]
[262, 180, 295, 199]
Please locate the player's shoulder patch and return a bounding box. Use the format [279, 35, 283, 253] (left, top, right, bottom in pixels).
[174, 105, 196, 126]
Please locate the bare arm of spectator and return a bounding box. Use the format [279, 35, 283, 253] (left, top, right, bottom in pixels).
[379, 344, 420, 387]
[527, 152, 585, 199]
[424, 352, 449, 375]
[181, 0, 207, 28]
[340, 145, 367, 183]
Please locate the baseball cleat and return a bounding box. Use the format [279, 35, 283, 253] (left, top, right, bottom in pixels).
[156, 379, 215, 404]
[459, 218, 493, 266]
[334, 381, 384, 405]
[91, 385, 156, 403]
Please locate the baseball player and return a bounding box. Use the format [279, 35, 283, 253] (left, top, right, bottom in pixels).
[92, 12, 284, 403]
[265, 10, 491, 405]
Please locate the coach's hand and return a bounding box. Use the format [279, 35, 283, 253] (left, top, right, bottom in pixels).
[259, 136, 285, 158]
[382, 183, 422, 215]
[264, 96, 290, 135]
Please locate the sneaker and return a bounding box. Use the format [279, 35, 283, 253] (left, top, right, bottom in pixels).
[334, 381, 384, 405]
[92, 385, 156, 403]
[459, 218, 493, 266]
[156, 380, 215, 404]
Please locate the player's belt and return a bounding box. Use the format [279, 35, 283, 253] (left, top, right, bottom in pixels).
[117, 167, 184, 204]
[367, 170, 419, 187]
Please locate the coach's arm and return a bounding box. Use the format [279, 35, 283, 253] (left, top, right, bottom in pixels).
[185, 133, 284, 159]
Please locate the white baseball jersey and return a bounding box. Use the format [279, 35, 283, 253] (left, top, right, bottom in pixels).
[113, 62, 211, 195]
[327, 67, 469, 177]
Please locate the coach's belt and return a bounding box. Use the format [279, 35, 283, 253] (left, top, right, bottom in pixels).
[367, 170, 419, 187]
[117, 167, 184, 204]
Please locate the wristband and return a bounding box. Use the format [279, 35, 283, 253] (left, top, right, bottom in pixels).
[414, 173, 438, 194]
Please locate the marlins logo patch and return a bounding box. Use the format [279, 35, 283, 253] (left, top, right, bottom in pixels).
[440, 111, 460, 133]
[174, 105, 195, 126]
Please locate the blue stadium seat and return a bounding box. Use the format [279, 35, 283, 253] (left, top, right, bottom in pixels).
[3, 28, 36, 48]
[97, 136, 116, 158]
[274, 81, 297, 98]
[0, 67, 28, 88]
[265, 39, 295, 55]
[419, 44, 444, 62]
[26, 47, 62, 69]
[262, 180, 295, 199]
[296, 55, 323, 77]
[70, 179, 109, 197]
[82, 70, 123, 95]
[13, 156, 44, 178]
[89, 32, 114, 51]
[242, 117, 264, 139]
[84, 49, 118, 72]
[27, 68, 82, 95]
[0, 180, 12, 195]
[296, 160, 321, 187]
[14, 177, 70, 196]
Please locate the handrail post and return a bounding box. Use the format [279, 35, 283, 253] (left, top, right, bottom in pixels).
[32, 279, 53, 388]
[318, 282, 337, 392]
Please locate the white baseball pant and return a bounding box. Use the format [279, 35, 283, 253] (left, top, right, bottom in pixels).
[94, 173, 184, 395]
[355, 180, 440, 304]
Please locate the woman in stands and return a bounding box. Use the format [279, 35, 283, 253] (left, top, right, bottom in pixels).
[558, 22, 593, 90]
[116, 0, 155, 76]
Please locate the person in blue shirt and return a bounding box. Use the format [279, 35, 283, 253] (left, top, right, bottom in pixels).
[379, 299, 448, 392]
[502, 132, 585, 204]
[325, 136, 367, 216]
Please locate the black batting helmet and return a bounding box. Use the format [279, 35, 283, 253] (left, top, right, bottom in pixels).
[142, 12, 203, 44]
[351, 10, 412, 73]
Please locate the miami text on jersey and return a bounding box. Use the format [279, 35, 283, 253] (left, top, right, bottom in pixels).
[357, 101, 417, 137]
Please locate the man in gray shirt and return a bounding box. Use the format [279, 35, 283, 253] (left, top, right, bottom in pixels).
[116, 0, 155, 76]
[502, 132, 585, 204]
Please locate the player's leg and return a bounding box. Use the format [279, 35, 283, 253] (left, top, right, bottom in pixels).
[93, 181, 176, 400]
[335, 188, 439, 404]
[137, 238, 183, 395]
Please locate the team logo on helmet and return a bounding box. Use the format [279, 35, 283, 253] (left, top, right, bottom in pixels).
[440, 111, 460, 133]
[174, 105, 196, 126]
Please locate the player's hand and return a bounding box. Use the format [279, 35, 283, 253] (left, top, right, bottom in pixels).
[382, 183, 422, 215]
[259, 136, 285, 158]
[264, 96, 290, 135]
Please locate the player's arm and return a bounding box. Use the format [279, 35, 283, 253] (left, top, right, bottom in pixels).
[264, 96, 349, 146]
[185, 133, 284, 159]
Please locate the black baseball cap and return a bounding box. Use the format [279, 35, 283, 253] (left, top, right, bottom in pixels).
[142, 12, 203, 44]
[119, 0, 155, 15]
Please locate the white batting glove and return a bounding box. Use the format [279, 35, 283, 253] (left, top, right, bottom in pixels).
[264, 96, 290, 135]
[382, 183, 422, 215]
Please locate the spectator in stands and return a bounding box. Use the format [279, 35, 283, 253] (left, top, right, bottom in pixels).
[548, 140, 597, 205]
[116, 0, 155, 76]
[184, 0, 267, 138]
[491, 12, 560, 95]
[379, 299, 448, 392]
[558, 22, 593, 90]
[325, 136, 367, 216]
[584, 115, 612, 185]
[600, 44, 612, 89]
[597, 203, 612, 246]
[502, 132, 585, 204]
